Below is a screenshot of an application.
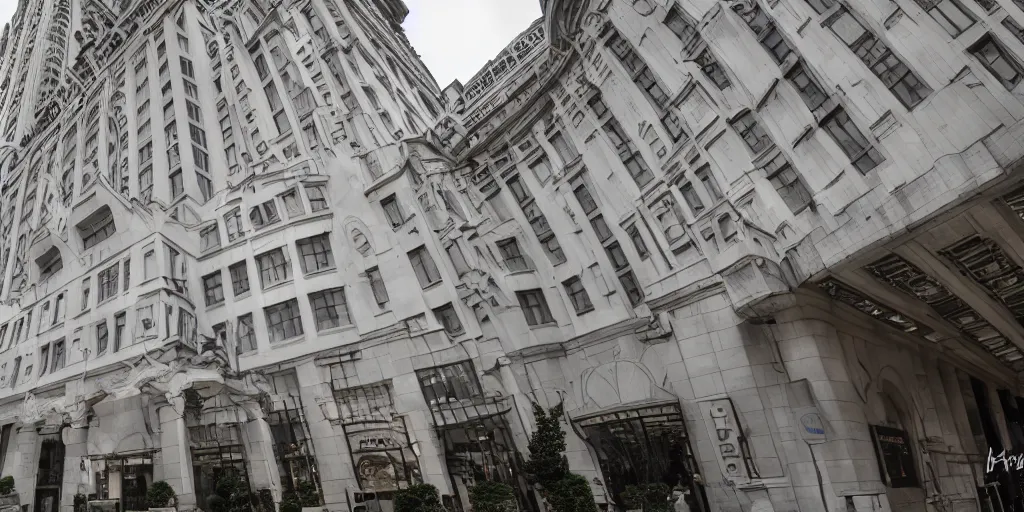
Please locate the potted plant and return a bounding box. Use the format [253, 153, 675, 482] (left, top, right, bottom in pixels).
[393, 484, 445, 512]
[146, 481, 177, 512]
[469, 481, 517, 512]
[0, 478, 17, 509]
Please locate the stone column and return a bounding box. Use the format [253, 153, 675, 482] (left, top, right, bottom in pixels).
[241, 406, 281, 501]
[294, 361, 357, 512]
[13, 425, 38, 511]
[157, 398, 196, 508]
[59, 426, 88, 512]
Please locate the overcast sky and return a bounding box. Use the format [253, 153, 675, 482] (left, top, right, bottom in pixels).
[0, 0, 542, 87]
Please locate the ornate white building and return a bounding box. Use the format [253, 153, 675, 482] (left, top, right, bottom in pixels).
[2, 0, 1024, 511]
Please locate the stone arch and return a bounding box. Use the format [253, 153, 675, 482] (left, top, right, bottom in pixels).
[571, 360, 676, 418]
[871, 366, 928, 512]
[342, 216, 374, 257]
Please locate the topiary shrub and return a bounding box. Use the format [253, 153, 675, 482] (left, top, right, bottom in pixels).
[545, 475, 597, 512]
[523, 403, 597, 512]
[146, 481, 176, 509]
[0, 476, 14, 496]
[620, 484, 671, 512]
[73, 494, 88, 512]
[468, 481, 516, 512]
[393, 483, 444, 512]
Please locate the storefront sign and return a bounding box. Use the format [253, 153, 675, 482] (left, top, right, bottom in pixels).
[699, 398, 751, 485]
[869, 425, 919, 488]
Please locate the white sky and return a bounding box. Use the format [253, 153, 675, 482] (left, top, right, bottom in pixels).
[0, 0, 542, 87]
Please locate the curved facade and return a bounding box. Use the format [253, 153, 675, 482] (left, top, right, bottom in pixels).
[3, 1, 1024, 512]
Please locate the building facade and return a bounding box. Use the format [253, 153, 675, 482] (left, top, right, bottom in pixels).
[1, 0, 1024, 511]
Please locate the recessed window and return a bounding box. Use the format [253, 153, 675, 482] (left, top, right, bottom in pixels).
[408, 246, 442, 288]
[144, 250, 156, 279]
[123, 258, 131, 292]
[98, 263, 119, 302]
[39, 345, 49, 376]
[821, 108, 884, 174]
[78, 206, 116, 249]
[619, 271, 645, 306]
[170, 170, 184, 198]
[237, 314, 256, 353]
[280, 189, 305, 217]
[225, 208, 244, 241]
[113, 313, 126, 352]
[265, 299, 303, 343]
[970, 34, 1023, 91]
[305, 185, 328, 212]
[225, 262, 251, 299]
[250, 200, 281, 229]
[309, 287, 351, 331]
[529, 157, 552, 183]
[381, 194, 404, 228]
[497, 238, 530, 272]
[200, 224, 221, 252]
[625, 225, 650, 260]
[734, 2, 793, 64]
[517, 289, 555, 326]
[296, 234, 335, 274]
[731, 112, 772, 154]
[367, 267, 389, 308]
[696, 166, 723, 201]
[256, 248, 291, 289]
[96, 320, 109, 354]
[433, 303, 464, 336]
[764, 153, 812, 213]
[36, 247, 63, 281]
[203, 271, 224, 306]
[786, 64, 828, 112]
[913, 0, 974, 38]
[563, 277, 594, 315]
[50, 339, 65, 372]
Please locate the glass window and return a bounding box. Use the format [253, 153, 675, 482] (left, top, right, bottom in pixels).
[305, 185, 328, 212]
[367, 267, 389, 308]
[250, 200, 281, 229]
[914, 0, 974, 37]
[200, 224, 220, 252]
[229, 261, 250, 296]
[237, 314, 256, 353]
[625, 224, 650, 259]
[256, 248, 291, 289]
[309, 288, 350, 331]
[787, 64, 828, 112]
[970, 34, 1023, 90]
[432, 303, 464, 336]
[731, 112, 772, 154]
[98, 263, 119, 302]
[381, 195, 404, 227]
[563, 277, 594, 314]
[408, 246, 442, 287]
[497, 238, 530, 272]
[296, 234, 335, 274]
[96, 320, 108, 354]
[265, 299, 303, 343]
[225, 208, 243, 241]
[764, 153, 813, 213]
[517, 289, 555, 326]
[822, 108, 884, 173]
[280, 189, 304, 217]
[203, 271, 224, 306]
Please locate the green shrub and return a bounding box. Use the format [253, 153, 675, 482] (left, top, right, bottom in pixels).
[281, 480, 320, 512]
[0, 476, 14, 496]
[468, 481, 516, 512]
[546, 475, 597, 512]
[393, 484, 444, 512]
[620, 484, 671, 512]
[73, 494, 88, 512]
[210, 473, 251, 512]
[146, 481, 176, 509]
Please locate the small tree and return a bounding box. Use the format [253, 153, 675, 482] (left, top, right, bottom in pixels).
[523, 403, 597, 512]
[210, 473, 251, 512]
[0, 476, 14, 496]
[73, 494, 88, 512]
[393, 484, 444, 512]
[620, 484, 671, 512]
[468, 481, 516, 512]
[146, 481, 176, 509]
[281, 480, 320, 512]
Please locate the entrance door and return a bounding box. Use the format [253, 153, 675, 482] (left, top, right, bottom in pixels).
[34, 436, 65, 512]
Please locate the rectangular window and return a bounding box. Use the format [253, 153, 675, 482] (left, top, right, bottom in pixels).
[296, 234, 335, 274]
[696, 166, 724, 201]
[735, 2, 793, 64]
[764, 153, 813, 213]
[170, 170, 184, 197]
[433, 303, 464, 336]
[564, 277, 594, 314]
[664, 7, 730, 89]
[803, 0, 836, 14]
[203, 271, 224, 306]
[549, 132, 578, 164]
[497, 238, 530, 272]
[309, 288, 351, 331]
[305, 185, 328, 212]
[39, 345, 49, 376]
[731, 112, 772, 154]
[265, 299, 303, 343]
[113, 313, 126, 352]
[256, 248, 291, 288]
[601, 118, 654, 187]
[200, 224, 220, 252]
[381, 194, 404, 227]
[229, 261, 251, 296]
[96, 321, 108, 354]
[98, 263, 119, 302]
[79, 208, 116, 249]
[189, 124, 207, 148]
[237, 314, 256, 353]
[516, 289, 555, 326]
[250, 200, 281, 229]
[787, 64, 829, 112]
[367, 267, 389, 308]
[625, 224, 650, 259]
[225, 208, 243, 242]
[408, 246, 442, 288]
[822, 108, 884, 173]
[123, 258, 131, 292]
[144, 250, 156, 279]
[828, 9, 932, 108]
[970, 34, 1023, 90]
[280, 189, 305, 217]
[529, 157, 552, 183]
[50, 339, 65, 372]
[619, 270, 645, 306]
[180, 57, 195, 79]
[914, 0, 974, 37]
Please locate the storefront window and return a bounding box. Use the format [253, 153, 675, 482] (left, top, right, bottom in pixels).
[92, 456, 154, 511]
[266, 371, 321, 498]
[188, 419, 249, 511]
[577, 404, 707, 511]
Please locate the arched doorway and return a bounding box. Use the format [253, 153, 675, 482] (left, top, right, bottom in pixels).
[869, 381, 926, 512]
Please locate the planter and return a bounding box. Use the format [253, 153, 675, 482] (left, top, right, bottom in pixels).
[149, 508, 177, 512]
[0, 494, 18, 507]
[301, 508, 326, 512]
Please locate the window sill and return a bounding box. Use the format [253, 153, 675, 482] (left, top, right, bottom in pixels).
[507, 269, 536, 276]
[303, 267, 337, 279]
[253, 221, 282, 232]
[262, 280, 294, 293]
[316, 324, 356, 337]
[421, 280, 444, 291]
[270, 335, 306, 348]
[528, 322, 558, 331]
[374, 307, 393, 318]
[574, 307, 595, 316]
[205, 301, 226, 312]
[233, 291, 252, 301]
[74, 308, 91, 320]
